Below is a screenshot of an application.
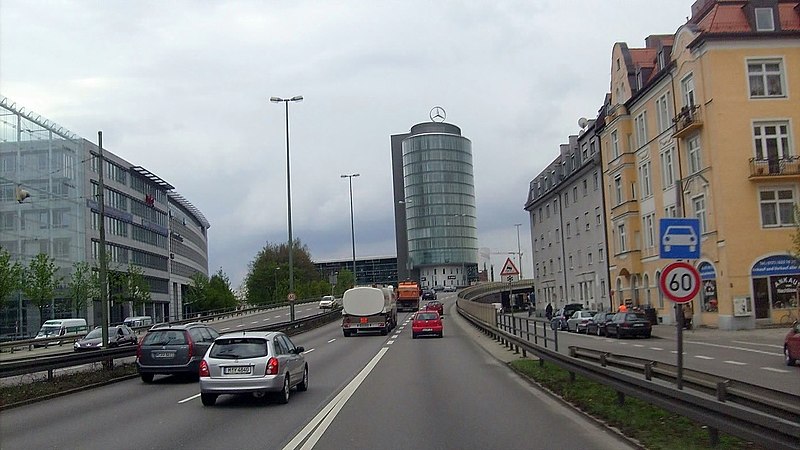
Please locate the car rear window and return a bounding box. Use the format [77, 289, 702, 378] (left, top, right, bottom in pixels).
[416, 313, 438, 321]
[210, 338, 268, 359]
[142, 330, 187, 346]
[626, 313, 647, 320]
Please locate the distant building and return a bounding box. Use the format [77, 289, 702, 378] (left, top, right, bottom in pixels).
[0, 97, 209, 336]
[313, 256, 397, 287]
[391, 110, 479, 289]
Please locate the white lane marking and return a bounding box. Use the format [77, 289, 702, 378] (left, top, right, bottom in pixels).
[724, 360, 747, 366]
[686, 341, 782, 357]
[283, 348, 389, 450]
[251, 321, 259, 324]
[221, 327, 230, 331]
[303, 348, 315, 354]
[393, 334, 400, 339]
[263, 319, 269, 322]
[761, 367, 789, 373]
[274, 315, 282, 318]
[731, 340, 783, 349]
[178, 393, 200, 404]
[386, 340, 395, 345]
[327, 339, 336, 343]
[399, 327, 404, 330]
[694, 355, 714, 360]
[649, 347, 663, 351]
[633, 344, 644, 348]
[236, 324, 244, 327]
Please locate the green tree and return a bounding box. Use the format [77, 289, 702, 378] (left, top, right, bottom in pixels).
[0, 247, 23, 311]
[22, 253, 62, 324]
[333, 269, 355, 296]
[184, 272, 209, 315]
[245, 239, 325, 306]
[126, 264, 151, 315]
[207, 268, 237, 311]
[68, 261, 99, 317]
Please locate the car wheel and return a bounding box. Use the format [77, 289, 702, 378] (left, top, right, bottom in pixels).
[140, 373, 154, 383]
[276, 374, 290, 404]
[297, 366, 309, 391]
[201, 393, 217, 406]
[644, 332, 651, 339]
[786, 345, 797, 366]
[343, 329, 351, 337]
[438, 332, 443, 338]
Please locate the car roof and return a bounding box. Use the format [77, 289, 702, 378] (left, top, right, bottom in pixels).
[215, 331, 282, 340]
[148, 322, 207, 331]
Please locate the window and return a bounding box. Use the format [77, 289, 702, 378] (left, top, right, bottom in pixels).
[643, 213, 656, 249]
[599, 247, 604, 262]
[546, 204, 550, 218]
[601, 280, 607, 298]
[585, 212, 590, 231]
[760, 188, 795, 227]
[582, 143, 588, 160]
[593, 171, 599, 190]
[660, 147, 675, 188]
[590, 141, 596, 156]
[614, 176, 623, 205]
[639, 161, 653, 198]
[588, 252, 593, 265]
[573, 187, 578, 202]
[656, 93, 671, 133]
[753, 122, 790, 161]
[635, 111, 648, 148]
[566, 222, 571, 237]
[538, 207, 543, 223]
[748, 59, 785, 98]
[693, 195, 707, 233]
[664, 204, 677, 218]
[688, 136, 702, 174]
[564, 192, 569, 207]
[577, 250, 582, 268]
[611, 130, 620, 159]
[681, 74, 695, 107]
[569, 255, 573, 269]
[575, 216, 580, 235]
[555, 228, 560, 243]
[582, 179, 588, 196]
[755, 7, 775, 31]
[596, 207, 601, 227]
[617, 223, 627, 253]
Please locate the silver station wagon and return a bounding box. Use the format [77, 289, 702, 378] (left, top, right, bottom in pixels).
[199, 331, 308, 406]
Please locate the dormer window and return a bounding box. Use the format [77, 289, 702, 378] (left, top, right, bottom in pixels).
[657, 51, 666, 70]
[636, 68, 643, 90]
[755, 7, 775, 31]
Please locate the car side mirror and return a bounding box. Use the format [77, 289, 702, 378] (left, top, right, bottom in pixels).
[295, 346, 305, 353]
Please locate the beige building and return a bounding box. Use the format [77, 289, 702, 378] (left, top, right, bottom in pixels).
[601, 0, 800, 329]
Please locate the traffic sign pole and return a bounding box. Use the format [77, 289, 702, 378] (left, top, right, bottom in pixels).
[660, 261, 700, 390]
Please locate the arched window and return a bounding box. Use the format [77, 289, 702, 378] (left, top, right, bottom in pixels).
[616, 278, 623, 307]
[643, 273, 651, 306]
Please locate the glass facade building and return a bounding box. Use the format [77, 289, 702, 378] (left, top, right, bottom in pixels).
[392, 120, 478, 289]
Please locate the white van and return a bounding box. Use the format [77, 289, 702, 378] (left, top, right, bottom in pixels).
[123, 316, 153, 328]
[34, 318, 88, 346]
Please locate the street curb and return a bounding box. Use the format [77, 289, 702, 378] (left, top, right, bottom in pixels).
[0, 371, 139, 411]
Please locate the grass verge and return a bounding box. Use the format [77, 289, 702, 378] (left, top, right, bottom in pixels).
[0, 363, 138, 409]
[509, 359, 764, 450]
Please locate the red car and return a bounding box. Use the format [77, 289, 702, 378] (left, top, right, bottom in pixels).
[785, 321, 800, 366]
[424, 301, 444, 316]
[412, 311, 443, 338]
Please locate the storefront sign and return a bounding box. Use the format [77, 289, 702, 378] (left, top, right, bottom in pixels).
[698, 262, 716, 280]
[751, 255, 800, 277]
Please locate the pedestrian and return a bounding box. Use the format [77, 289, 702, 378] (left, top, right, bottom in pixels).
[683, 303, 693, 330]
[618, 303, 628, 312]
[545, 303, 553, 320]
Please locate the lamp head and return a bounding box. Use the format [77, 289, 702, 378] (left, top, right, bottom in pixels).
[269, 97, 282, 103]
[290, 95, 303, 102]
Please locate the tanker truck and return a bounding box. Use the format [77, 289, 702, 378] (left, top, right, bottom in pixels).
[341, 286, 398, 337]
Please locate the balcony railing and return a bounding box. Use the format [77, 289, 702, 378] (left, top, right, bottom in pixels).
[672, 105, 702, 138]
[749, 156, 800, 178]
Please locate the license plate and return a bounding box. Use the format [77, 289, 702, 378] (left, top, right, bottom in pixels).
[633, 324, 644, 327]
[358, 322, 376, 328]
[152, 351, 175, 359]
[223, 366, 253, 375]
[422, 328, 432, 332]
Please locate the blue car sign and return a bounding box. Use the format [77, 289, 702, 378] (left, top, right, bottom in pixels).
[660, 218, 701, 259]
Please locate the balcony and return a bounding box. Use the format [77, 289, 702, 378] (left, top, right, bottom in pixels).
[749, 156, 800, 179]
[672, 105, 702, 139]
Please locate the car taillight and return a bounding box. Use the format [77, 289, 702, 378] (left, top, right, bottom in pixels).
[199, 360, 210, 377]
[186, 332, 194, 362]
[266, 357, 279, 375]
[136, 340, 143, 360]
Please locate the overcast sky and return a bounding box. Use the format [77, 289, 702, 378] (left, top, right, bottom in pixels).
[0, 1, 690, 288]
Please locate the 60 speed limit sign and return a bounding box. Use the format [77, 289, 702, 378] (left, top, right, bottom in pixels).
[659, 262, 700, 304]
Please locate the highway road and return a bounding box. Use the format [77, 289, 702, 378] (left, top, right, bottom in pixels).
[0, 295, 633, 450]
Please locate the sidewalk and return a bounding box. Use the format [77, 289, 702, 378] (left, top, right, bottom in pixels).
[649, 322, 790, 343]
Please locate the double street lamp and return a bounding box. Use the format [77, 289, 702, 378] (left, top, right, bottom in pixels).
[270, 95, 303, 321]
[341, 173, 360, 285]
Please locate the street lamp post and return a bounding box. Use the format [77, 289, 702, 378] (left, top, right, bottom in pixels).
[274, 267, 280, 303]
[514, 223, 523, 278]
[341, 173, 360, 285]
[270, 95, 303, 321]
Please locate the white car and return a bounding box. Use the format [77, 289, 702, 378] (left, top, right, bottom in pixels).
[319, 295, 338, 309]
[566, 310, 598, 333]
[662, 225, 697, 252]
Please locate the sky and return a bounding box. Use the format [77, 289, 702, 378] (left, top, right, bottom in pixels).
[0, 1, 691, 289]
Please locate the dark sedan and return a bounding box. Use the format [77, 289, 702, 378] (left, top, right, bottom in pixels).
[605, 312, 652, 338]
[422, 290, 437, 301]
[74, 325, 137, 351]
[586, 312, 616, 336]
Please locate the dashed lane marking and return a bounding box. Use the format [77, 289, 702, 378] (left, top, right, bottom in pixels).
[724, 360, 747, 365]
[236, 324, 244, 327]
[251, 321, 259, 324]
[327, 339, 336, 343]
[633, 344, 644, 348]
[387, 340, 395, 345]
[221, 327, 230, 331]
[731, 340, 783, 349]
[761, 367, 789, 373]
[649, 347, 663, 351]
[694, 355, 714, 360]
[303, 348, 315, 354]
[178, 393, 200, 404]
[274, 315, 282, 318]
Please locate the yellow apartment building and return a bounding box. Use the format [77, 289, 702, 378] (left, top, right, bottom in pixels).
[601, 0, 800, 329]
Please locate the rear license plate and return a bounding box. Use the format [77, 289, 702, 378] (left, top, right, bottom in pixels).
[633, 324, 644, 327]
[358, 322, 376, 328]
[422, 328, 432, 332]
[152, 351, 175, 359]
[223, 366, 253, 375]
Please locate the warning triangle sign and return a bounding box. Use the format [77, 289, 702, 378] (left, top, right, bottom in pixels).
[500, 258, 519, 276]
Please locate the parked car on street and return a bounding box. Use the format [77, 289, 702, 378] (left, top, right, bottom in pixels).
[566, 310, 598, 333]
[605, 312, 652, 338]
[411, 311, 443, 338]
[425, 300, 444, 316]
[74, 325, 137, 351]
[318, 295, 339, 309]
[443, 285, 457, 292]
[432, 285, 445, 292]
[136, 322, 220, 383]
[422, 289, 437, 301]
[550, 304, 583, 331]
[785, 321, 800, 366]
[199, 331, 307, 406]
[586, 312, 616, 336]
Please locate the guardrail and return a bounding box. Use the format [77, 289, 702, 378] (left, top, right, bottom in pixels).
[456, 296, 800, 450]
[0, 310, 341, 382]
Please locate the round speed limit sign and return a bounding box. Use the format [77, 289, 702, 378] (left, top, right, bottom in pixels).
[659, 262, 700, 304]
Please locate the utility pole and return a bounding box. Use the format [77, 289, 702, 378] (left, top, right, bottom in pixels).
[514, 223, 523, 278]
[98, 132, 109, 348]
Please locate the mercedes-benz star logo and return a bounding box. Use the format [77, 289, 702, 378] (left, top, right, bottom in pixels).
[430, 106, 446, 123]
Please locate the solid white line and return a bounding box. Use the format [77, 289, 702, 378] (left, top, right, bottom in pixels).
[761, 367, 789, 373]
[327, 339, 336, 343]
[694, 355, 714, 360]
[303, 348, 315, 354]
[731, 340, 783, 349]
[686, 341, 782, 356]
[178, 393, 200, 404]
[283, 348, 389, 450]
[723, 360, 747, 366]
[649, 347, 663, 351]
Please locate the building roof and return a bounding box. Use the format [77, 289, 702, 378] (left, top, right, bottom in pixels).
[168, 191, 210, 229]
